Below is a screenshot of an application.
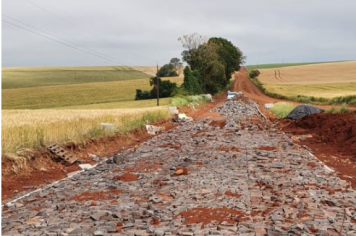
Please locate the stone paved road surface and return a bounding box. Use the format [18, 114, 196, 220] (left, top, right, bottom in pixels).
[2, 99, 356, 236]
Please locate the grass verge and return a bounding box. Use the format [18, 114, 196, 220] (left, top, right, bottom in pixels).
[269, 102, 296, 118]
[171, 95, 211, 107]
[2, 107, 170, 159]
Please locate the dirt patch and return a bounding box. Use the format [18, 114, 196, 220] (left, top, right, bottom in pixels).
[113, 173, 138, 182]
[173, 167, 188, 176]
[225, 191, 242, 198]
[150, 217, 160, 225]
[257, 146, 277, 151]
[178, 207, 244, 226]
[280, 111, 356, 188]
[71, 189, 122, 202]
[217, 146, 240, 152]
[209, 119, 226, 129]
[195, 161, 204, 166]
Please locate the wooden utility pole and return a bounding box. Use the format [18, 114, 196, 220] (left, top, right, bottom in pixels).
[156, 62, 159, 106]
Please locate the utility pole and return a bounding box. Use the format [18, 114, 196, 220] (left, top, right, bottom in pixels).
[156, 62, 159, 106]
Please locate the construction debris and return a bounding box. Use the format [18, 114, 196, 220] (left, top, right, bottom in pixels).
[47, 143, 78, 165]
[100, 123, 116, 132]
[145, 125, 162, 135]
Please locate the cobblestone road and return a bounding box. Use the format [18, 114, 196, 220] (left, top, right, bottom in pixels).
[2, 99, 356, 236]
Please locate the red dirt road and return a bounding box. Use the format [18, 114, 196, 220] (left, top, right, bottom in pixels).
[232, 67, 356, 112]
[233, 67, 284, 111]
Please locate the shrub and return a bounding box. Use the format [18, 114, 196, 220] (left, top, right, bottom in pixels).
[135, 89, 151, 100]
[326, 107, 337, 113]
[340, 104, 350, 113]
[157, 64, 178, 77]
[249, 70, 260, 78]
[182, 66, 202, 95]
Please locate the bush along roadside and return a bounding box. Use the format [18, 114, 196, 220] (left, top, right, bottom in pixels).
[248, 73, 356, 105]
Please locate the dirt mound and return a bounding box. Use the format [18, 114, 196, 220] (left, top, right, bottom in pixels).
[284, 112, 356, 158]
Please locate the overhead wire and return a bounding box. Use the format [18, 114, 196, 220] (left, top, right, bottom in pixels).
[2, 14, 131, 67]
[24, 0, 157, 65]
[2, 19, 130, 65]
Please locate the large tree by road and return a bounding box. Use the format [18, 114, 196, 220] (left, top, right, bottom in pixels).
[179, 33, 244, 94]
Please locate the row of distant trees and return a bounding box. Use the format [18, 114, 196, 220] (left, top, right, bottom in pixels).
[136, 33, 244, 100]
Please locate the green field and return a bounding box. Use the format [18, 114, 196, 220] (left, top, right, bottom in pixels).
[2, 66, 149, 89]
[245, 61, 342, 71]
[2, 66, 184, 109]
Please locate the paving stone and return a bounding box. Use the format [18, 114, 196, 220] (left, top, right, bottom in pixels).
[2, 98, 356, 235]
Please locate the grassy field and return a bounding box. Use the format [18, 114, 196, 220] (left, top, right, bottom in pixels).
[252, 61, 356, 103]
[265, 82, 356, 98]
[2, 75, 184, 109]
[2, 107, 170, 157]
[1, 65, 186, 165]
[245, 61, 333, 71]
[2, 66, 149, 89]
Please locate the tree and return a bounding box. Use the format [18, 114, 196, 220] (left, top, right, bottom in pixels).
[178, 33, 207, 70]
[208, 37, 245, 82]
[135, 89, 151, 100]
[201, 60, 226, 94]
[249, 69, 260, 78]
[169, 58, 183, 75]
[183, 66, 201, 95]
[149, 77, 177, 98]
[179, 33, 244, 94]
[156, 64, 178, 77]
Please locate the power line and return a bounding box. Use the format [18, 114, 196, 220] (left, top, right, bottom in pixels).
[2, 19, 131, 65]
[24, 0, 156, 64]
[3, 14, 131, 67]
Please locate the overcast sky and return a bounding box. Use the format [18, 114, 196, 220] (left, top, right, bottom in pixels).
[2, 0, 356, 67]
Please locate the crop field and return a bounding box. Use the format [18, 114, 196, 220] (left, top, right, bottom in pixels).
[2, 107, 169, 157]
[256, 61, 356, 99]
[1, 65, 184, 160]
[244, 61, 337, 71]
[2, 66, 149, 89]
[2, 66, 184, 109]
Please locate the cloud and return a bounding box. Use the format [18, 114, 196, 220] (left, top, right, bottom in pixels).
[2, 0, 356, 66]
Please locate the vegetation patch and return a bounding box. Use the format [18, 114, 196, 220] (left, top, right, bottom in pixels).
[269, 102, 296, 118]
[2, 66, 149, 89]
[1, 107, 170, 157]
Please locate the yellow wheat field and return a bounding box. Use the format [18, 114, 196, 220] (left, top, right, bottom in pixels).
[258, 61, 356, 85]
[2, 107, 169, 157]
[257, 61, 356, 99]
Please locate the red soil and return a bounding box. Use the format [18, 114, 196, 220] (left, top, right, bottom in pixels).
[150, 217, 160, 225]
[225, 191, 242, 198]
[257, 146, 277, 151]
[217, 146, 241, 152]
[173, 167, 188, 176]
[178, 207, 244, 226]
[281, 112, 356, 188]
[113, 173, 138, 182]
[209, 119, 226, 129]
